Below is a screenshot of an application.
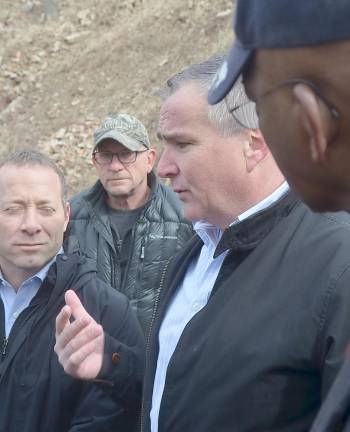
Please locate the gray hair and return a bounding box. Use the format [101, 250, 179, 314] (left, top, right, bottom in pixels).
[162, 54, 258, 137]
[0, 149, 68, 204]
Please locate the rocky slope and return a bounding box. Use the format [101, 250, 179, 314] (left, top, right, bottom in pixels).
[0, 0, 234, 194]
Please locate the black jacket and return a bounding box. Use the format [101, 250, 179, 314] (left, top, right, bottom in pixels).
[68, 172, 193, 334]
[310, 352, 350, 431]
[0, 249, 145, 432]
[141, 192, 350, 432]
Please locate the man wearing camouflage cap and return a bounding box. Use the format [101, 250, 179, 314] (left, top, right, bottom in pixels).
[68, 113, 192, 335]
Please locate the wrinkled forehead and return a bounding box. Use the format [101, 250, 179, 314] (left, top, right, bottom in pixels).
[158, 100, 180, 137]
[158, 84, 207, 138]
[0, 164, 63, 201]
[96, 139, 129, 152]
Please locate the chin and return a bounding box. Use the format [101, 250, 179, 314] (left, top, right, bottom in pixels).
[290, 176, 350, 213]
[183, 208, 197, 222]
[18, 260, 45, 270]
[183, 207, 207, 224]
[109, 188, 130, 196]
[301, 194, 350, 213]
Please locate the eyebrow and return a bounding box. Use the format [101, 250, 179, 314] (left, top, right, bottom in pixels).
[1, 198, 26, 206]
[157, 130, 194, 144]
[36, 200, 55, 206]
[2, 198, 54, 206]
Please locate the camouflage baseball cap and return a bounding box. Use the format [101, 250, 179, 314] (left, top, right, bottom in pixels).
[93, 113, 150, 151]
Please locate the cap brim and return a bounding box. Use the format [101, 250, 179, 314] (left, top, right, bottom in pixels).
[94, 131, 144, 151]
[208, 42, 253, 105]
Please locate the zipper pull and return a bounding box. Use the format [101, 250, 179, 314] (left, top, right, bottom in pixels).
[2, 337, 8, 356]
[140, 245, 145, 260]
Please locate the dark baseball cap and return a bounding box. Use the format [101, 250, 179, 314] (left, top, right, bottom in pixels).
[208, 0, 350, 105]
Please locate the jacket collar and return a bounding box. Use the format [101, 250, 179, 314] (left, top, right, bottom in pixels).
[214, 191, 299, 258]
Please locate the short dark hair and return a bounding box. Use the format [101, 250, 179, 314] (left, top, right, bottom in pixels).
[162, 54, 258, 136]
[0, 149, 68, 203]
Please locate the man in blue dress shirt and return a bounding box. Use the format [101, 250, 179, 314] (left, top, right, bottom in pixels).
[0, 149, 144, 432]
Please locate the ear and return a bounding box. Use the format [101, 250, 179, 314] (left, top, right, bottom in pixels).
[147, 148, 157, 173]
[293, 83, 334, 162]
[243, 130, 269, 173]
[63, 202, 70, 232]
[92, 154, 98, 168]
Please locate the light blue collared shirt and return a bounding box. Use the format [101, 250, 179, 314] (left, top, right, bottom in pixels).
[150, 182, 289, 432]
[0, 248, 63, 338]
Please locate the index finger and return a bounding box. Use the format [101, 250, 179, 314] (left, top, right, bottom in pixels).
[65, 290, 93, 321]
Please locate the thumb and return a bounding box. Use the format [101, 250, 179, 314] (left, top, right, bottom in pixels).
[65, 290, 92, 321]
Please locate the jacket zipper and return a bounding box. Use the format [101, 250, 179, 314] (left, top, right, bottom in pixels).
[118, 227, 138, 292]
[0, 300, 42, 362]
[140, 259, 170, 432]
[1, 337, 8, 358]
[112, 236, 121, 289]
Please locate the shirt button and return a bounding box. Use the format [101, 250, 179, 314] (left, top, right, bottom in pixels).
[111, 352, 121, 365]
[13, 311, 19, 319]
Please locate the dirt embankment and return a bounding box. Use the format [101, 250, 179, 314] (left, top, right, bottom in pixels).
[0, 0, 234, 195]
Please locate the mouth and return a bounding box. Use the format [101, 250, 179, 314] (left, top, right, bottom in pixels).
[107, 178, 128, 183]
[16, 243, 44, 250]
[174, 189, 190, 200]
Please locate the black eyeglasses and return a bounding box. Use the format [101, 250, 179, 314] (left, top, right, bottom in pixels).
[93, 149, 148, 165]
[226, 78, 340, 130]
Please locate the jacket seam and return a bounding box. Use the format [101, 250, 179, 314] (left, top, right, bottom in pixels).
[316, 260, 350, 367]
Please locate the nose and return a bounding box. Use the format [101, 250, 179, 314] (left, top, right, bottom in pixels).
[108, 154, 124, 171]
[20, 209, 42, 235]
[157, 148, 179, 179]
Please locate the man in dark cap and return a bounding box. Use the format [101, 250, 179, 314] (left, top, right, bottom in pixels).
[208, 2, 350, 430]
[209, 0, 350, 213]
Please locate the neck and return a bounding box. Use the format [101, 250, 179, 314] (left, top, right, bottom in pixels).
[217, 178, 286, 231]
[107, 185, 151, 210]
[0, 267, 37, 292]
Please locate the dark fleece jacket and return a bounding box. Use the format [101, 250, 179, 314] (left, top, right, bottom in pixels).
[0, 247, 144, 432]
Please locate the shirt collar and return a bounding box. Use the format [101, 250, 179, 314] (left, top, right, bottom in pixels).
[193, 182, 289, 249]
[237, 182, 289, 222]
[214, 188, 297, 258]
[193, 221, 223, 249]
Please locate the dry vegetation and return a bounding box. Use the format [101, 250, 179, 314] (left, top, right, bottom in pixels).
[0, 0, 234, 195]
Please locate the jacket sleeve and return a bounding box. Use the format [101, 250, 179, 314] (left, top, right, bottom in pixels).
[67, 382, 137, 431]
[67, 285, 145, 431]
[318, 262, 350, 397]
[96, 309, 145, 409]
[310, 355, 350, 432]
[307, 262, 350, 432]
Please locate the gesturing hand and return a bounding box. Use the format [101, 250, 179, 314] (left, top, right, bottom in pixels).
[54, 290, 104, 380]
